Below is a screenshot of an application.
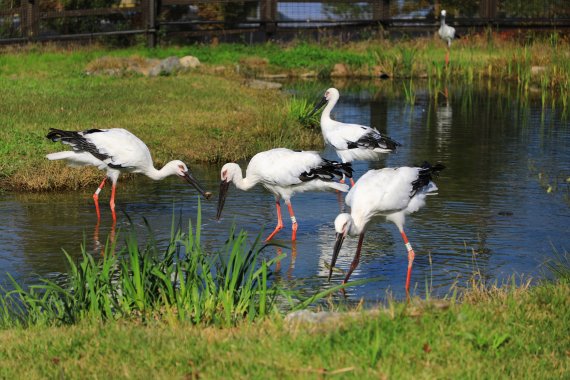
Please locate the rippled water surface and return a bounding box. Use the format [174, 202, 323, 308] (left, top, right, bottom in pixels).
[1, 81, 569, 301]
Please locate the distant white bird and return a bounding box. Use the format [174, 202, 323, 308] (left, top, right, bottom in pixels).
[328, 162, 444, 294]
[438, 9, 457, 65]
[216, 148, 353, 241]
[46, 128, 212, 222]
[308, 88, 400, 185]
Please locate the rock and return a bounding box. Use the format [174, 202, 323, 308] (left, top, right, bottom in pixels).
[330, 63, 349, 77]
[258, 73, 288, 80]
[179, 55, 201, 69]
[148, 56, 181, 77]
[246, 79, 282, 90]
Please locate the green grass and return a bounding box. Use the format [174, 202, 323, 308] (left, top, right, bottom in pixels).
[2, 33, 569, 191]
[0, 280, 568, 379]
[0, 46, 322, 191]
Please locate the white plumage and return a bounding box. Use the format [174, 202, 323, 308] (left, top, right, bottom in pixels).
[328, 163, 444, 294]
[216, 148, 353, 241]
[438, 10, 456, 47]
[46, 128, 211, 222]
[308, 88, 400, 170]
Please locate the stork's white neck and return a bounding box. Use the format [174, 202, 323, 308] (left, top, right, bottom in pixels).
[321, 94, 338, 123]
[144, 162, 178, 181]
[227, 164, 257, 191]
[440, 14, 446, 26]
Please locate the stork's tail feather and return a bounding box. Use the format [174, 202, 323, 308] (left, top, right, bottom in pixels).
[300, 159, 353, 182]
[46, 151, 74, 161]
[46, 128, 76, 142]
[411, 161, 445, 196]
[383, 135, 402, 151]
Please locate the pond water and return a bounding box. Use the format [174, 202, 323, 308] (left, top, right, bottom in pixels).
[1, 81, 569, 302]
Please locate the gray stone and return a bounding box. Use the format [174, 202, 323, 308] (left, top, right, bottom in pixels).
[149, 56, 182, 77]
[246, 79, 282, 90]
[179, 55, 201, 69]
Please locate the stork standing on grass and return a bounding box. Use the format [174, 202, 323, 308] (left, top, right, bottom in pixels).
[328, 162, 444, 294]
[216, 148, 353, 242]
[438, 10, 457, 66]
[307, 88, 400, 185]
[46, 128, 212, 222]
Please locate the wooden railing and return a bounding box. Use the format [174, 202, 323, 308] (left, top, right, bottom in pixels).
[0, 0, 568, 46]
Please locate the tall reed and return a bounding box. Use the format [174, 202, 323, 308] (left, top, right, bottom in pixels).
[0, 205, 283, 327]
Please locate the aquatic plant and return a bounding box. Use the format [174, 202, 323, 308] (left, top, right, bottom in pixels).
[397, 46, 417, 78]
[0, 205, 283, 327]
[287, 96, 321, 130]
[544, 249, 570, 283]
[402, 78, 416, 105]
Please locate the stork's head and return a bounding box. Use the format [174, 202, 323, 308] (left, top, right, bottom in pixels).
[441, 9, 447, 17]
[169, 160, 212, 200]
[307, 87, 340, 118]
[327, 213, 355, 282]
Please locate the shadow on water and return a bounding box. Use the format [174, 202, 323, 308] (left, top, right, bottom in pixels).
[1, 80, 569, 302]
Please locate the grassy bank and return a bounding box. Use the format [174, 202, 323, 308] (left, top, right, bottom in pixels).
[0, 46, 321, 192]
[1, 33, 569, 192]
[0, 280, 568, 379]
[1, 215, 568, 378]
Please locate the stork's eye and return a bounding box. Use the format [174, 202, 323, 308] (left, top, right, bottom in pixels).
[178, 165, 185, 170]
[222, 170, 227, 179]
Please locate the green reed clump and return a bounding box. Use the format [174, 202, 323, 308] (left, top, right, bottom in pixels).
[402, 78, 416, 105]
[0, 207, 282, 328]
[544, 250, 570, 283]
[287, 96, 321, 130]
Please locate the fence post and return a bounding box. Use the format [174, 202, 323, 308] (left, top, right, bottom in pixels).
[372, 0, 390, 23]
[21, 0, 39, 40]
[260, 0, 277, 41]
[147, 0, 157, 48]
[480, 0, 497, 19]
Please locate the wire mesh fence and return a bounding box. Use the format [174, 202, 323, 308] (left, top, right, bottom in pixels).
[0, 0, 569, 45]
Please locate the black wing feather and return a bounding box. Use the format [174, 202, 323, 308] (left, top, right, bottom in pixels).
[46, 128, 111, 162]
[347, 129, 401, 151]
[299, 159, 353, 182]
[410, 161, 445, 197]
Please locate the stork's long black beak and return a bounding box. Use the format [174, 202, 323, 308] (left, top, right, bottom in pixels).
[307, 96, 327, 118]
[183, 172, 212, 200]
[216, 180, 231, 220]
[328, 232, 346, 282]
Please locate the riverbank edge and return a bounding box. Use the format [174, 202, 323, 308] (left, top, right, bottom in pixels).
[0, 280, 568, 378]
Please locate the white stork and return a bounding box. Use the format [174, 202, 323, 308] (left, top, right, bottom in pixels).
[307, 88, 400, 185]
[438, 9, 458, 65]
[216, 148, 353, 241]
[328, 162, 444, 294]
[46, 128, 211, 222]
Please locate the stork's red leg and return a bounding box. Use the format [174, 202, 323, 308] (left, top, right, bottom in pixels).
[400, 230, 416, 294]
[93, 178, 107, 220]
[110, 183, 117, 223]
[445, 50, 450, 66]
[286, 200, 298, 241]
[265, 200, 283, 241]
[342, 233, 365, 284]
[350, 177, 355, 187]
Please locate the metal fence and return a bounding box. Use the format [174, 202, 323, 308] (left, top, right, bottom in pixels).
[1, 0, 569, 46]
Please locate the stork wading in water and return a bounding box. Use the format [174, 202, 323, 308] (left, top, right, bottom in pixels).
[307, 88, 401, 185]
[438, 9, 457, 66]
[46, 128, 212, 222]
[216, 148, 353, 242]
[328, 162, 444, 294]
